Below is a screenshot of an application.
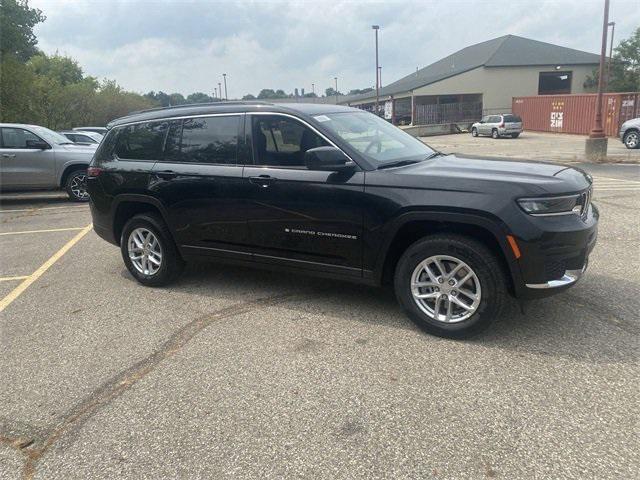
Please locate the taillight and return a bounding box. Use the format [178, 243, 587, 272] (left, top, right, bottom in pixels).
[87, 166, 103, 178]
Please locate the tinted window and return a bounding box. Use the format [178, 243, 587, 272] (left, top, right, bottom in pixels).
[1, 128, 42, 148]
[503, 115, 522, 123]
[488, 116, 501, 123]
[252, 115, 327, 167]
[538, 71, 572, 95]
[114, 121, 167, 160]
[178, 116, 239, 164]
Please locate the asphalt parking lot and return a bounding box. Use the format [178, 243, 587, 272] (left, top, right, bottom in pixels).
[1, 164, 639, 479]
[422, 131, 640, 164]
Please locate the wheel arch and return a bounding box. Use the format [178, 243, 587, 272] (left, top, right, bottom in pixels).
[59, 163, 89, 188]
[377, 211, 521, 295]
[111, 195, 172, 246]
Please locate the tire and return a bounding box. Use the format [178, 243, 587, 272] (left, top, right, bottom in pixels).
[394, 234, 507, 339]
[623, 130, 639, 149]
[471, 127, 478, 137]
[491, 129, 499, 139]
[511, 133, 520, 138]
[65, 169, 89, 202]
[120, 213, 185, 287]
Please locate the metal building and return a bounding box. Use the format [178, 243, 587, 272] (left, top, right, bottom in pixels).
[344, 34, 601, 127]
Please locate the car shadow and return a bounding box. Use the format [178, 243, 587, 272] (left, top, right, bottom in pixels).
[0, 192, 71, 209]
[122, 262, 637, 366]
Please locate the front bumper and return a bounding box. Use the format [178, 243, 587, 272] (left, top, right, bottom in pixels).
[510, 204, 598, 299]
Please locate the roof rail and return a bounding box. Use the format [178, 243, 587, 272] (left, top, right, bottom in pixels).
[127, 100, 273, 116]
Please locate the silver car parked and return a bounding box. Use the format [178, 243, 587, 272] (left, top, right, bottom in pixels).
[0, 123, 97, 201]
[619, 117, 640, 149]
[471, 114, 523, 139]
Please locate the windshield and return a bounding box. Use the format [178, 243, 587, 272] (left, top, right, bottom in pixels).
[314, 112, 434, 165]
[31, 126, 73, 145]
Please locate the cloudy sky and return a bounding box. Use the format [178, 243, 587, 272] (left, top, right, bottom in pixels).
[31, 0, 639, 98]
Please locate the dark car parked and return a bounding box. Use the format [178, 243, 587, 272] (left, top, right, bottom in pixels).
[87, 102, 597, 338]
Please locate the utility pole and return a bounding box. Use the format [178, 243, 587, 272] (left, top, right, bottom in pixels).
[606, 21, 615, 91]
[585, 0, 610, 161]
[372, 25, 380, 115]
[223, 73, 228, 100]
[334, 77, 338, 103]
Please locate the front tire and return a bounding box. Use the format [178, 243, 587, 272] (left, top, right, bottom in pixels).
[471, 127, 478, 137]
[65, 169, 89, 202]
[623, 130, 639, 149]
[394, 235, 507, 338]
[491, 129, 499, 139]
[511, 133, 520, 138]
[121, 213, 184, 286]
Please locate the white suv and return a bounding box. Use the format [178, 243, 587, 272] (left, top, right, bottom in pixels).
[619, 117, 640, 149]
[471, 114, 523, 139]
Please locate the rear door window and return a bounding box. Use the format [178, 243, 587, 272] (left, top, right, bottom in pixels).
[162, 116, 240, 164]
[503, 115, 522, 123]
[114, 121, 168, 160]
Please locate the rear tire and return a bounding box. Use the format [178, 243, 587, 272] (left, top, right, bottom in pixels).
[623, 130, 639, 149]
[121, 213, 184, 287]
[65, 169, 89, 202]
[394, 234, 507, 339]
[511, 133, 520, 138]
[471, 127, 478, 137]
[491, 129, 499, 139]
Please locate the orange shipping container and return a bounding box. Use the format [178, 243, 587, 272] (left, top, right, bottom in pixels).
[512, 93, 639, 137]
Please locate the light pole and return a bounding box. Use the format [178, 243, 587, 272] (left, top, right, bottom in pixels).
[223, 73, 228, 100]
[378, 66, 382, 89]
[606, 21, 615, 91]
[372, 25, 380, 115]
[585, 0, 610, 161]
[214, 87, 217, 99]
[312, 83, 315, 95]
[334, 76, 338, 103]
[218, 82, 222, 101]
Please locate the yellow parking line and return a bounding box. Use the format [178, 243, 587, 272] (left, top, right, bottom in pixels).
[0, 227, 85, 236]
[0, 276, 29, 282]
[0, 224, 93, 314]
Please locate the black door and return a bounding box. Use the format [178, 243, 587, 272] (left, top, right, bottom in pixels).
[243, 114, 365, 277]
[150, 114, 251, 259]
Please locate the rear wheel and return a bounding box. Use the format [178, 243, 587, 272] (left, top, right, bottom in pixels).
[491, 129, 499, 139]
[511, 133, 520, 138]
[471, 127, 478, 137]
[65, 169, 89, 202]
[394, 235, 507, 338]
[623, 130, 639, 149]
[121, 213, 184, 286]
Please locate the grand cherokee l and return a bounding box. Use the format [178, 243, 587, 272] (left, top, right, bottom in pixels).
[87, 102, 598, 338]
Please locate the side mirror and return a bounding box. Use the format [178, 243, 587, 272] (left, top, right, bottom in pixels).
[26, 139, 50, 150]
[304, 146, 354, 172]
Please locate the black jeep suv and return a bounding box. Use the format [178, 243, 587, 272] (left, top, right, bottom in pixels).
[87, 102, 597, 338]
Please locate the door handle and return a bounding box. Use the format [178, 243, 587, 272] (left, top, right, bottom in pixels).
[155, 170, 177, 180]
[249, 175, 275, 188]
[1, 154, 16, 158]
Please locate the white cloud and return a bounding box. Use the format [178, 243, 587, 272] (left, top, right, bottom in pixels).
[30, 0, 640, 97]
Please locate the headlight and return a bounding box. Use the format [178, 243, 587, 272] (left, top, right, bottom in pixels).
[517, 194, 584, 216]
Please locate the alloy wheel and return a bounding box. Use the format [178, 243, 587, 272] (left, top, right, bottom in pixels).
[410, 255, 482, 323]
[70, 173, 89, 200]
[625, 132, 639, 149]
[128, 227, 163, 276]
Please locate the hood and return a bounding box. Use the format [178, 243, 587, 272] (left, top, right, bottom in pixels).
[370, 154, 591, 196]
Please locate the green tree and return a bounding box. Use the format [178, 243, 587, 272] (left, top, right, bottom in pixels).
[186, 92, 214, 104]
[0, 0, 45, 62]
[585, 27, 640, 92]
[242, 93, 256, 100]
[325, 87, 342, 97]
[29, 53, 84, 86]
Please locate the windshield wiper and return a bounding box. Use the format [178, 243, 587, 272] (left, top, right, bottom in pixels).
[424, 151, 445, 160]
[377, 160, 421, 170]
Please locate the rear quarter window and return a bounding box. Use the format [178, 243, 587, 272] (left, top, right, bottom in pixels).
[114, 121, 168, 160]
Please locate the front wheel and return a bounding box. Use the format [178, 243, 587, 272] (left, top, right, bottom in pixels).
[121, 213, 184, 286]
[394, 235, 507, 338]
[491, 129, 499, 139]
[511, 133, 520, 138]
[65, 169, 89, 202]
[623, 130, 639, 149]
[471, 127, 478, 137]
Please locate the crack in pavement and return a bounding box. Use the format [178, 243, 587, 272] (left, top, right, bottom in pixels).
[3, 292, 302, 480]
